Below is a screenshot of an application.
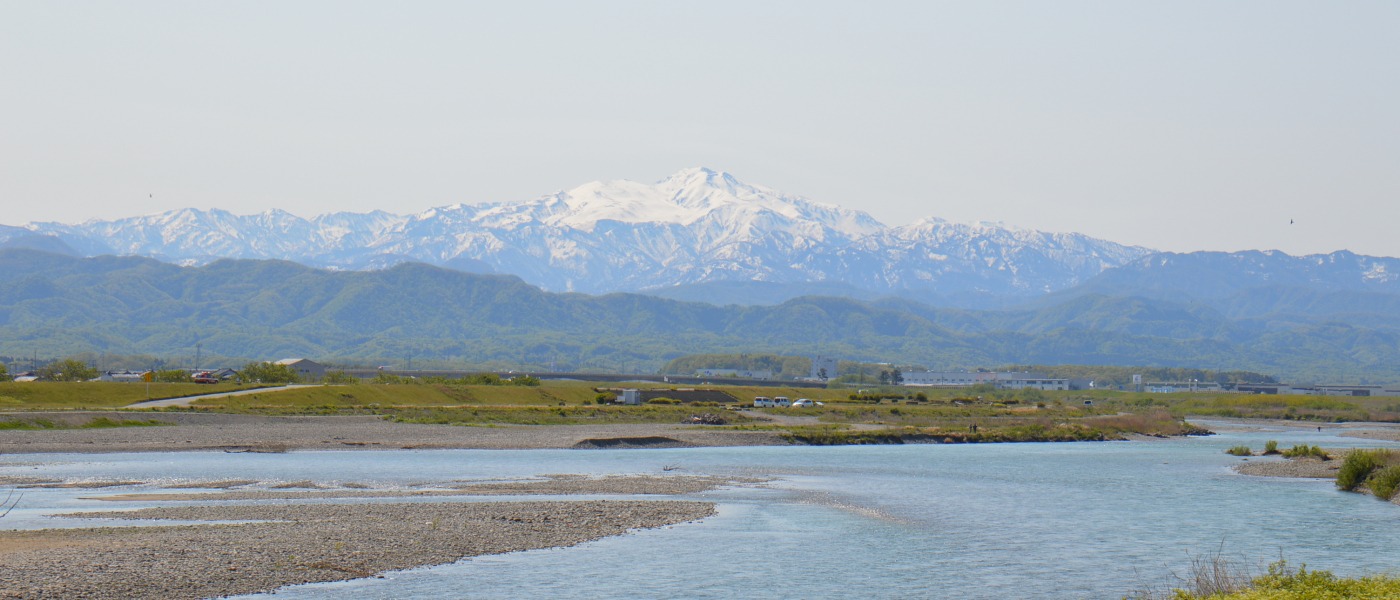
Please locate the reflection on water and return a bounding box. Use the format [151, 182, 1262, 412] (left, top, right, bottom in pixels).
[4, 422, 1399, 599]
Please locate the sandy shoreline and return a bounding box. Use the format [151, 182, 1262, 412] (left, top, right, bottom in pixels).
[0, 411, 787, 453]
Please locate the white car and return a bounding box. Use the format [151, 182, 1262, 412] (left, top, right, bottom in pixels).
[790, 398, 818, 408]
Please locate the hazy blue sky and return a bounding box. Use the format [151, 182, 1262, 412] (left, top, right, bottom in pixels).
[2, 2, 1396, 256]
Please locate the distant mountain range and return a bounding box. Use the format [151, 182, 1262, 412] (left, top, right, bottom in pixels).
[2, 248, 1399, 382]
[5, 168, 1400, 381]
[11, 168, 1151, 303]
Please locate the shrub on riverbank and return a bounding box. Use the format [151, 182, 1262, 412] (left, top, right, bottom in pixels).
[1336, 449, 1395, 492]
[1280, 444, 1328, 459]
[1225, 445, 1252, 456]
[1366, 465, 1400, 500]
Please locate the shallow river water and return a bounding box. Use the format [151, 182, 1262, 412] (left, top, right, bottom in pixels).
[4, 421, 1400, 599]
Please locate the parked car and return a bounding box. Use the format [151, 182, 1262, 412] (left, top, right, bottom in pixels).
[790, 398, 816, 408]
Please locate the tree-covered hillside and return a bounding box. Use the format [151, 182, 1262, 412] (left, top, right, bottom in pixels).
[1, 249, 1397, 382]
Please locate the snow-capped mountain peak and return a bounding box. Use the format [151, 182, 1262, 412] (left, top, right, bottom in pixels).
[516, 167, 882, 239]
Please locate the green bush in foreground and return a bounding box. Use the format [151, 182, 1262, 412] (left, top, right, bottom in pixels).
[1262, 440, 1278, 455]
[1225, 445, 1252, 456]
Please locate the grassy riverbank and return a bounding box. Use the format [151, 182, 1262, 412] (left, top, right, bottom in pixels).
[0, 380, 1224, 445]
[21, 378, 1396, 447]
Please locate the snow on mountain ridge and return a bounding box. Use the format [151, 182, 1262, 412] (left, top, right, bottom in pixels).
[18, 167, 1155, 297]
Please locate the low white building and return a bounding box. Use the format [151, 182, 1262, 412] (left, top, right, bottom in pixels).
[901, 371, 994, 387]
[900, 371, 1068, 390]
[996, 376, 1069, 391]
[98, 370, 149, 383]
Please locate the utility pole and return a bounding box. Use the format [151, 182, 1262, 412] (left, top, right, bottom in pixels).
[195, 343, 202, 373]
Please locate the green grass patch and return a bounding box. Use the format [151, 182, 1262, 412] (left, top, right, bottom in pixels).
[0, 418, 58, 430]
[79, 417, 171, 429]
[0, 416, 172, 430]
[1167, 393, 1382, 422]
[1226, 445, 1253, 456]
[0, 381, 261, 410]
[190, 381, 625, 414]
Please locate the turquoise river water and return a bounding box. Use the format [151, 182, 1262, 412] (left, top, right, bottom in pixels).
[4, 421, 1400, 599]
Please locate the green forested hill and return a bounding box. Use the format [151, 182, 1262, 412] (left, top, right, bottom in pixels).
[1, 249, 1397, 381]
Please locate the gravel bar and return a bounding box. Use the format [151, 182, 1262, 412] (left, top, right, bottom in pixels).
[0, 499, 715, 599]
[1232, 456, 1340, 479]
[92, 474, 764, 502]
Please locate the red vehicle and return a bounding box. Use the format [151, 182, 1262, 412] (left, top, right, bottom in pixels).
[192, 371, 219, 384]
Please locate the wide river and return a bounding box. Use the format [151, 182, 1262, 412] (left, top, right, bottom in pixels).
[5, 421, 1400, 599]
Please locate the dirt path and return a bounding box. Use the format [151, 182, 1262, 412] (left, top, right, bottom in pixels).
[123, 384, 317, 408]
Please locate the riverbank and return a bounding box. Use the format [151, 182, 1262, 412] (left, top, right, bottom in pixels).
[0, 411, 786, 453]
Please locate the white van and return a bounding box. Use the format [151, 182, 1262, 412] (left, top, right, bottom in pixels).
[753, 396, 773, 408]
